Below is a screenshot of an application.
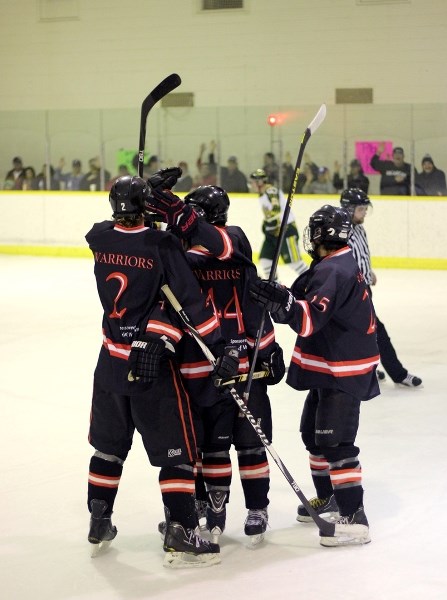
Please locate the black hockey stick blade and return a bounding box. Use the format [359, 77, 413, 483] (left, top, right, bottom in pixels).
[138, 73, 182, 177]
[243, 104, 327, 401]
[160, 284, 335, 538]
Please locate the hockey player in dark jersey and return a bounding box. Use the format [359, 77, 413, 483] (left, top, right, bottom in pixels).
[146, 179, 285, 546]
[85, 175, 239, 568]
[250, 204, 380, 547]
[340, 188, 422, 388]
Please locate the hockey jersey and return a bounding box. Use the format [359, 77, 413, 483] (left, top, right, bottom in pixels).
[282, 246, 380, 400]
[178, 221, 277, 406]
[85, 221, 222, 395]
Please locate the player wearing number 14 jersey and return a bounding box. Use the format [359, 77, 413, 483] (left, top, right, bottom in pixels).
[146, 181, 286, 546]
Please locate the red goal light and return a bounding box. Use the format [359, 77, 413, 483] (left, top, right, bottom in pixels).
[267, 114, 278, 127]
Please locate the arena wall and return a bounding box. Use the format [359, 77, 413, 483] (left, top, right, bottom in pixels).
[1, 192, 445, 269]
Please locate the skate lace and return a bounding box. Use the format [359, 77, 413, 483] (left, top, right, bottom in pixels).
[337, 515, 351, 525]
[310, 496, 330, 509]
[245, 509, 267, 526]
[186, 528, 211, 549]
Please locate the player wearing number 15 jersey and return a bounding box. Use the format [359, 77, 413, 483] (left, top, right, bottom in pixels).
[250, 204, 380, 548]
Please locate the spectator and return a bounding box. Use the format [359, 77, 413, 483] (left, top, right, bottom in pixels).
[21, 166, 39, 190]
[55, 158, 84, 191]
[370, 144, 415, 195]
[143, 155, 160, 179]
[333, 159, 369, 194]
[106, 164, 130, 191]
[415, 154, 447, 196]
[36, 164, 60, 190]
[302, 166, 335, 194]
[195, 142, 217, 187]
[220, 156, 248, 192]
[172, 161, 193, 193]
[4, 156, 24, 189]
[281, 151, 295, 194]
[262, 152, 279, 186]
[80, 157, 111, 191]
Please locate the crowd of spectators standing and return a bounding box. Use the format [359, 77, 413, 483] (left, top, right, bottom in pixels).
[3, 143, 447, 196]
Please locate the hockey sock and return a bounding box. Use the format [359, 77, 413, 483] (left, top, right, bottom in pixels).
[194, 455, 208, 502]
[202, 450, 232, 495]
[88, 455, 123, 515]
[237, 447, 270, 509]
[309, 453, 333, 498]
[159, 464, 196, 529]
[329, 456, 364, 515]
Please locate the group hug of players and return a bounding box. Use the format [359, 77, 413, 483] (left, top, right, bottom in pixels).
[85, 166, 384, 568]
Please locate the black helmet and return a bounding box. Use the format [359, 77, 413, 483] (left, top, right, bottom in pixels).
[109, 176, 150, 217]
[340, 188, 372, 209]
[304, 204, 352, 259]
[250, 168, 268, 180]
[184, 186, 230, 225]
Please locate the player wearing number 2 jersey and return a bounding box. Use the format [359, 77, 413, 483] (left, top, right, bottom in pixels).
[84, 175, 239, 568]
[250, 204, 380, 548]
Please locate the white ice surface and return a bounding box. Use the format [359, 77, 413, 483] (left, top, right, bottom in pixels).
[0, 256, 446, 600]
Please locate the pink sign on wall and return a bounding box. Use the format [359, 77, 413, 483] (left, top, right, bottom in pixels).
[355, 141, 393, 174]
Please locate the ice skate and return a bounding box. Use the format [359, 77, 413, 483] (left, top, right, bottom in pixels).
[296, 495, 339, 523]
[163, 522, 220, 568]
[319, 506, 371, 547]
[88, 499, 117, 557]
[396, 373, 423, 388]
[158, 499, 206, 541]
[206, 490, 227, 544]
[244, 508, 268, 547]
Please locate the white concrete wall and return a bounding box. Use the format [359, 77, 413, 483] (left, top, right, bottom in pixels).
[1, 191, 445, 268]
[1, 1, 446, 110]
[1, 1, 447, 196]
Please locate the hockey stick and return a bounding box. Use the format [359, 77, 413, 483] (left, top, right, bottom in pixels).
[138, 73, 182, 178]
[213, 370, 269, 387]
[161, 283, 335, 537]
[244, 104, 327, 401]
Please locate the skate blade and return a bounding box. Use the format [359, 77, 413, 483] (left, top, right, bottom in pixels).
[163, 551, 221, 568]
[320, 533, 371, 547]
[296, 511, 339, 524]
[246, 533, 265, 548]
[89, 540, 112, 558]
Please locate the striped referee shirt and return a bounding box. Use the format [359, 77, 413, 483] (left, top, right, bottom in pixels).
[348, 224, 373, 285]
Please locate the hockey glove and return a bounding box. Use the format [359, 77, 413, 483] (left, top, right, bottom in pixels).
[259, 343, 286, 385]
[212, 345, 240, 386]
[145, 188, 198, 238]
[249, 279, 295, 323]
[128, 335, 175, 384]
[147, 167, 182, 192]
